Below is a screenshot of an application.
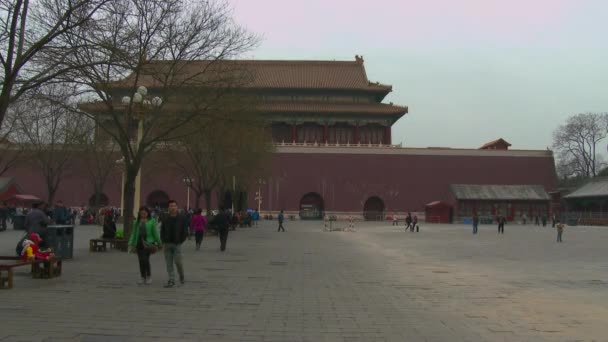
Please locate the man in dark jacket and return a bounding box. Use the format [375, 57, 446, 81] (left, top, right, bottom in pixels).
[53, 201, 69, 225]
[160, 200, 189, 288]
[210, 207, 231, 252]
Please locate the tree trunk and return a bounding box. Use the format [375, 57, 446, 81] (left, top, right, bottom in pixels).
[193, 190, 202, 210]
[204, 190, 212, 217]
[122, 171, 137, 239]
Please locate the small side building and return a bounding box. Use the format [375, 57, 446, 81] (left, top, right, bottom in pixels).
[564, 177, 608, 225]
[450, 184, 551, 222]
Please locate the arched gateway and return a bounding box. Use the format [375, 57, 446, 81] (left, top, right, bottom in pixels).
[299, 192, 324, 220]
[146, 190, 170, 209]
[363, 196, 385, 221]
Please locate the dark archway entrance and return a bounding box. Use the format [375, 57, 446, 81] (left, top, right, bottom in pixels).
[363, 196, 385, 221]
[300, 192, 324, 220]
[146, 190, 170, 209]
[88, 193, 109, 207]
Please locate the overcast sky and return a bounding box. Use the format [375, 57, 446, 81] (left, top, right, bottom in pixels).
[227, 0, 607, 150]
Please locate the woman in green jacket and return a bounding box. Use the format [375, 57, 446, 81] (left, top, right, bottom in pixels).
[128, 207, 161, 285]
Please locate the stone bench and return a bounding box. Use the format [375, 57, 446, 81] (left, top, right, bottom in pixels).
[0, 256, 62, 289]
[90, 238, 128, 252]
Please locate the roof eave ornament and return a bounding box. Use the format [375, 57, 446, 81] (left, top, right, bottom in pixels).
[355, 55, 364, 65]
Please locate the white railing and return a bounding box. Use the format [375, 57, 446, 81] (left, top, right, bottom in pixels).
[273, 141, 402, 149]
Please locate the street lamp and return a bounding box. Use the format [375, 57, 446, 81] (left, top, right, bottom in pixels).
[255, 178, 265, 213]
[115, 158, 125, 218]
[182, 177, 193, 210]
[121, 86, 162, 216]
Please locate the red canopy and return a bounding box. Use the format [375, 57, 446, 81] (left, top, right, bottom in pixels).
[10, 194, 42, 202]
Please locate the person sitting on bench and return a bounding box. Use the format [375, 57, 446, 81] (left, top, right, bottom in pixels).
[102, 211, 117, 239]
[21, 233, 54, 261]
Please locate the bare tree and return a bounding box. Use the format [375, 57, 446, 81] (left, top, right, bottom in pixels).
[13, 86, 91, 204]
[67, 0, 258, 236]
[0, 104, 21, 175]
[0, 0, 109, 130]
[170, 98, 272, 215]
[82, 124, 119, 208]
[553, 112, 608, 179]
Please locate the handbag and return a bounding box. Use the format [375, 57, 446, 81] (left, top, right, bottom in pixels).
[142, 240, 158, 254]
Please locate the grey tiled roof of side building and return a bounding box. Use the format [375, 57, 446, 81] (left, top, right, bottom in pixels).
[564, 177, 608, 198]
[450, 184, 550, 201]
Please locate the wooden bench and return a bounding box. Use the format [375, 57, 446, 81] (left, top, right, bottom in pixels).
[89, 238, 128, 252]
[0, 256, 62, 289]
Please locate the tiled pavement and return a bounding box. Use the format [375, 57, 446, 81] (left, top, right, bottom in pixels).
[1, 220, 607, 341]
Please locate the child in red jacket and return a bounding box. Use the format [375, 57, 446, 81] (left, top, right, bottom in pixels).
[21, 233, 54, 261]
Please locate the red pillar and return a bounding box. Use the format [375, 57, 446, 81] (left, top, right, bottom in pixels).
[384, 126, 391, 144]
[291, 124, 297, 143]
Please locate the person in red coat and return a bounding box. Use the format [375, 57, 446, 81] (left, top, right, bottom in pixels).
[21, 233, 54, 261]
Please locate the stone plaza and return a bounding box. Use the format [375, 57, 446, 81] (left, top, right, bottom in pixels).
[1, 221, 607, 342]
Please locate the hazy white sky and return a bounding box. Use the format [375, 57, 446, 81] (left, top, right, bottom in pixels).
[227, 0, 607, 149]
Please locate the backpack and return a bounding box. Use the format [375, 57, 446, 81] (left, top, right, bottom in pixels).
[15, 233, 28, 256]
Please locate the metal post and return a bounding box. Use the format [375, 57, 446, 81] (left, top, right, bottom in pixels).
[232, 175, 235, 213]
[120, 170, 125, 216]
[187, 186, 190, 210]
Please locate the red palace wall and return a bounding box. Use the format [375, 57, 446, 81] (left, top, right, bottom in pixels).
[256, 149, 558, 213]
[5, 148, 558, 214]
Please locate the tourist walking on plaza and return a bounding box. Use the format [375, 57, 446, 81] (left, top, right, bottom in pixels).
[413, 215, 419, 232]
[278, 210, 285, 232]
[497, 216, 505, 234]
[53, 201, 69, 225]
[392, 214, 398, 226]
[160, 200, 189, 288]
[551, 214, 557, 228]
[128, 207, 161, 285]
[541, 215, 547, 227]
[210, 207, 230, 251]
[472, 213, 479, 234]
[405, 212, 412, 232]
[191, 208, 207, 250]
[252, 209, 260, 226]
[556, 221, 565, 242]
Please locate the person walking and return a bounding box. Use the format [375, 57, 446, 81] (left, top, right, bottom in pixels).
[210, 207, 230, 251]
[191, 208, 207, 250]
[128, 207, 161, 285]
[277, 210, 285, 232]
[556, 220, 565, 242]
[551, 214, 557, 228]
[160, 200, 189, 288]
[53, 201, 69, 225]
[497, 216, 505, 234]
[252, 209, 260, 227]
[392, 214, 398, 226]
[405, 212, 412, 232]
[472, 213, 479, 234]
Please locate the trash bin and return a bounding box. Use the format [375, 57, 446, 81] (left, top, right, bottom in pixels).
[13, 215, 26, 230]
[45, 225, 74, 259]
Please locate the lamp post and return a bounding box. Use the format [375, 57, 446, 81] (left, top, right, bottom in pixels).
[255, 178, 265, 213]
[121, 86, 162, 216]
[182, 177, 193, 210]
[115, 158, 125, 218]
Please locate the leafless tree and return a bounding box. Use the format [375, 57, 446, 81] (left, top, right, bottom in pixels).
[67, 0, 258, 236]
[0, 104, 22, 175]
[0, 0, 109, 131]
[13, 86, 91, 204]
[170, 98, 272, 215]
[81, 123, 119, 208]
[553, 112, 608, 179]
